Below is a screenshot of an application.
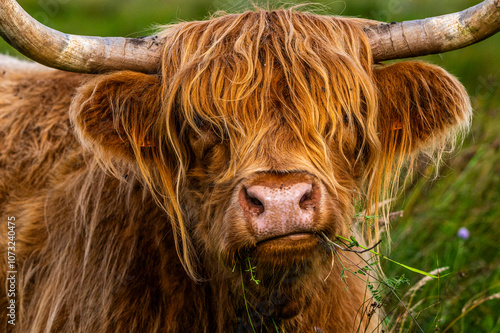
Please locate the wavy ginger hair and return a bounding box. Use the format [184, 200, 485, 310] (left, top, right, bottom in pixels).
[73, 8, 471, 280]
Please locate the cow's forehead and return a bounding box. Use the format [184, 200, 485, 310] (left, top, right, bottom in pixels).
[159, 10, 373, 88]
[159, 10, 376, 133]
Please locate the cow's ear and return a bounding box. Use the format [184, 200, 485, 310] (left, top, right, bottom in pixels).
[374, 61, 471, 155]
[70, 71, 162, 162]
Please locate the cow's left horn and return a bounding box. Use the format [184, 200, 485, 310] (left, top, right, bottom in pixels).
[0, 0, 162, 73]
[366, 0, 500, 62]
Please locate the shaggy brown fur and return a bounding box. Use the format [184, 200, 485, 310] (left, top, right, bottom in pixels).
[0, 9, 470, 333]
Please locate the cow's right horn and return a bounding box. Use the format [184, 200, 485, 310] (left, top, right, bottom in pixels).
[0, 0, 162, 74]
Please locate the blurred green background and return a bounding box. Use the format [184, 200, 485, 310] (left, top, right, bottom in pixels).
[2, 0, 499, 331]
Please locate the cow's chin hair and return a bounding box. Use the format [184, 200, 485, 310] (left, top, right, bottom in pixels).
[234, 234, 333, 320]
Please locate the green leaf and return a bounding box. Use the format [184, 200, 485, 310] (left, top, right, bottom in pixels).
[336, 235, 442, 279]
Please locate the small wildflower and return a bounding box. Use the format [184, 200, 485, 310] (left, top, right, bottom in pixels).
[457, 227, 470, 240]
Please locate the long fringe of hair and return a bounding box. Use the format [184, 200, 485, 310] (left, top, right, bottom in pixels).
[156, 10, 379, 279]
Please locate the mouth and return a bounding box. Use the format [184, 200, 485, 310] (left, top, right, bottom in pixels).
[253, 232, 323, 259]
[256, 232, 317, 246]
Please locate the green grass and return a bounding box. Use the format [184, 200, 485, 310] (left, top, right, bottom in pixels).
[2, 0, 499, 331]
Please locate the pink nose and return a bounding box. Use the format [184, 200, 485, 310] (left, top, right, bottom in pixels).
[239, 175, 320, 242]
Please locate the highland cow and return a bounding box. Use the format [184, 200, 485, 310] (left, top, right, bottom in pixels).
[0, 0, 499, 332]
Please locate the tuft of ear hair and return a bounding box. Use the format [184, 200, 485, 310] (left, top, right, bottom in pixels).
[374, 61, 471, 156]
[70, 71, 162, 162]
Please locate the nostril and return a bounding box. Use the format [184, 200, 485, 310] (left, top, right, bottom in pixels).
[299, 189, 314, 210]
[243, 187, 265, 215]
[299, 191, 311, 204]
[248, 193, 264, 208]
